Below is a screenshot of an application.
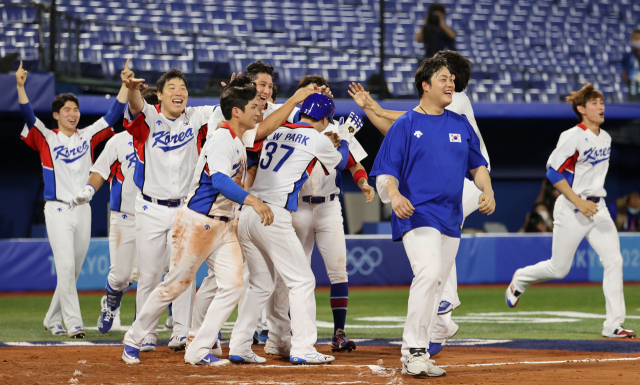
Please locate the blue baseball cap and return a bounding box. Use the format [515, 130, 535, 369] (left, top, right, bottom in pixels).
[300, 93, 335, 124]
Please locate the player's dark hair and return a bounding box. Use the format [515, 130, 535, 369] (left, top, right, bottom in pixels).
[52, 93, 79, 114]
[565, 83, 603, 122]
[244, 60, 275, 81]
[415, 56, 449, 98]
[298, 75, 329, 89]
[271, 84, 278, 102]
[434, 50, 472, 92]
[299, 113, 320, 123]
[156, 68, 188, 93]
[220, 76, 258, 120]
[633, 27, 640, 35]
[141, 87, 159, 105]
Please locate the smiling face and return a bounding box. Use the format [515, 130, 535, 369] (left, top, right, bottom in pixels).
[52, 101, 80, 131]
[253, 73, 273, 109]
[157, 77, 188, 119]
[422, 66, 455, 108]
[234, 98, 261, 130]
[577, 97, 605, 126]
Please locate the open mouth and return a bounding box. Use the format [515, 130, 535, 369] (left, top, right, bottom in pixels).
[68, 119, 77, 124]
[172, 99, 183, 107]
[444, 90, 453, 95]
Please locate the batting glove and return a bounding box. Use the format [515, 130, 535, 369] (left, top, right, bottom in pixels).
[338, 111, 363, 142]
[74, 184, 96, 206]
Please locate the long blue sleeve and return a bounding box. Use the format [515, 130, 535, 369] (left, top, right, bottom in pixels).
[335, 140, 350, 170]
[210, 173, 250, 204]
[103, 99, 127, 127]
[20, 102, 36, 128]
[546, 168, 565, 185]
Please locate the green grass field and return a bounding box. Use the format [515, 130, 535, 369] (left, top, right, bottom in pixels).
[1, 284, 639, 342]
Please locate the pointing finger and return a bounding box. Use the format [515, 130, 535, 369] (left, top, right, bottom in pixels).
[124, 58, 129, 70]
[18, 60, 23, 70]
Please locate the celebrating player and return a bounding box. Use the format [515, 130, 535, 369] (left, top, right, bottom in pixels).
[16, 60, 125, 338]
[348, 50, 491, 356]
[506, 84, 635, 339]
[370, 56, 494, 377]
[229, 93, 354, 365]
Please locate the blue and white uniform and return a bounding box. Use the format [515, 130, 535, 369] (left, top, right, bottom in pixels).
[20, 99, 120, 336]
[230, 122, 350, 359]
[512, 123, 627, 336]
[370, 109, 487, 361]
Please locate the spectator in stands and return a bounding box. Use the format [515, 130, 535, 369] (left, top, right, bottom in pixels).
[519, 203, 552, 233]
[415, 3, 456, 58]
[609, 192, 640, 232]
[622, 28, 640, 102]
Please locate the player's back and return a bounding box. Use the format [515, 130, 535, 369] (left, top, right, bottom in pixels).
[250, 123, 341, 211]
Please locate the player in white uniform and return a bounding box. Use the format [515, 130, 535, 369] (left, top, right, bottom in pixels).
[506, 84, 635, 338]
[348, 51, 490, 355]
[122, 79, 274, 365]
[16, 60, 125, 338]
[123, 68, 218, 351]
[229, 93, 354, 365]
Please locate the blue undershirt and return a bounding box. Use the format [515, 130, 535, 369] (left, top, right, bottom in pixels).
[210, 173, 249, 204]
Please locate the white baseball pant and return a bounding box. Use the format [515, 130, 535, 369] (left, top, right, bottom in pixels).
[401, 226, 460, 359]
[133, 193, 194, 341]
[43, 201, 91, 333]
[125, 207, 243, 362]
[230, 205, 319, 357]
[512, 195, 625, 334]
[106, 211, 137, 292]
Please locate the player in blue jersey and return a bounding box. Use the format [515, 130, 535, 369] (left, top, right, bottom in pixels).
[370, 56, 495, 377]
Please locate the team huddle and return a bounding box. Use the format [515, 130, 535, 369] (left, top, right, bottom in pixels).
[15, 49, 634, 377]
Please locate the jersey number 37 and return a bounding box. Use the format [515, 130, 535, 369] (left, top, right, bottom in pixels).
[259, 142, 295, 172]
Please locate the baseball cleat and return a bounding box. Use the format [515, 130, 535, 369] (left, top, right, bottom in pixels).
[189, 353, 230, 366]
[427, 342, 443, 357]
[140, 335, 156, 352]
[258, 329, 269, 344]
[505, 282, 523, 308]
[229, 351, 267, 364]
[45, 324, 67, 336]
[603, 326, 636, 338]
[437, 300, 453, 315]
[122, 344, 141, 364]
[168, 335, 187, 352]
[211, 331, 222, 358]
[264, 339, 291, 357]
[401, 348, 446, 377]
[290, 353, 335, 365]
[331, 328, 356, 353]
[98, 308, 119, 334]
[429, 319, 459, 357]
[69, 326, 85, 339]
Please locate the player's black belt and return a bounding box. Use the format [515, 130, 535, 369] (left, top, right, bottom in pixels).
[585, 197, 601, 203]
[142, 194, 184, 208]
[302, 194, 337, 204]
[207, 215, 230, 222]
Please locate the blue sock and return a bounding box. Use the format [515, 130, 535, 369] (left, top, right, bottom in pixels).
[330, 282, 349, 334]
[168, 303, 172, 316]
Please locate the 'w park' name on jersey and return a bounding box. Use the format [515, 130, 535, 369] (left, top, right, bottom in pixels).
[273, 132, 309, 146]
[152, 128, 195, 152]
[53, 141, 89, 163]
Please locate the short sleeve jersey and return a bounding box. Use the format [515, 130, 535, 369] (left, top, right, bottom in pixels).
[123, 101, 214, 200]
[447, 92, 490, 172]
[370, 110, 487, 241]
[546, 123, 611, 198]
[20, 117, 114, 203]
[249, 123, 343, 211]
[186, 123, 253, 218]
[90, 131, 138, 215]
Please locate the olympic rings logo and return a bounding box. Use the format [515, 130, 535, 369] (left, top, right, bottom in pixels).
[346, 246, 383, 276]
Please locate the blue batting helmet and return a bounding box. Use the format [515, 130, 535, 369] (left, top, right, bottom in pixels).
[300, 93, 335, 124]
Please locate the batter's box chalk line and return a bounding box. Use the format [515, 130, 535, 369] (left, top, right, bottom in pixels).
[389, 339, 512, 346]
[439, 356, 640, 368]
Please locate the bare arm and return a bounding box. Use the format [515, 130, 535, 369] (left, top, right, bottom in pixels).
[348, 83, 405, 136]
[415, 26, 424, 42]
[122, 59, 146, 116]
[552, 178, 599, 218]
[16, 61, 29, 104]
[386, 177, 415, 219]
[468, 166, 496, 215]
[349, 163, 374, 203]
[86, 173, 106, 192]
[440, 19, 456, 39]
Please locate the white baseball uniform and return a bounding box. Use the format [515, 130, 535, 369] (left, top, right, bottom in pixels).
[21, 116, 114, 333]
[230, 122, 349, 357]
[124, 101, 216, 342]
[431, 91, 491, 343]
[125, 123, 251, 363]
[89, 131, 139, 293]
[512, 123, 625, 335]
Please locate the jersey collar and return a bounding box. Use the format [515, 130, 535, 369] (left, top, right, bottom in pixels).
[154, 104, 186, 116]
[283, 122, 311, 129]
[220, 122, 238, 139]
[577, 123, 600, 135]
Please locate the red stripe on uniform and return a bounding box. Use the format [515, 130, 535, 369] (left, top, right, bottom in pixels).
[21, 126, 54, 169]
[197, 124, 209, 155]
[330, 299, 348, 308]
[90, 126, 115, 162]
[558, 151, 579, 173]
[306, 157, 318, 175]
[108, 160, 124, 183]
[345, 152, 356, 169]
[123, 114, 151, 163]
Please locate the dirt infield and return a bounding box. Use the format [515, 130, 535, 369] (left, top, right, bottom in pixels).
[1, 344, 639, 384]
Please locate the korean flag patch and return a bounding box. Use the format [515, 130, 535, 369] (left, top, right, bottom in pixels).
[449, 133, 461, 142]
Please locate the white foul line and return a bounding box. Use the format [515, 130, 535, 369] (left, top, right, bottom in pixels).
[439, 356, 640, 368]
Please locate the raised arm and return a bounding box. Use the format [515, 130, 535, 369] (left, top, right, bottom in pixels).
[16, 61, 36, 128]
[102, 66, 132, 127]
[348, 83, 405, 136]
[123, 59, 147, 116]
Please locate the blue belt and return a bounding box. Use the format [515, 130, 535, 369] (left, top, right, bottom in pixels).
[302, 194, 337, 204]
[142, 194, 183, 208]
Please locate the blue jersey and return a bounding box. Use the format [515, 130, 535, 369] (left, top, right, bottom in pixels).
[370, 109, 487, 241]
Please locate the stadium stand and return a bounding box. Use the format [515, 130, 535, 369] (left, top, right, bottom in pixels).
[0, 0, 637, 101]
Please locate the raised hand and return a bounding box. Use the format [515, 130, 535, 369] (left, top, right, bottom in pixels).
[324, 132, 341, 147]
[16, 60, 27, 87]
[221, 72, 242, 88]
[124, 77, 148, 90]
[120, 58, 135, 82]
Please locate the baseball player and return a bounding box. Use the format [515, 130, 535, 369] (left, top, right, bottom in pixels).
[122, 79, 273, 366]
[370, 56, 494, 377]
[263, 75, 373, 357]
[16, 60, 124, 338]
[348, 50, 490, 356]
[229, 93, 353, 365]
[506, 84, 635, 338]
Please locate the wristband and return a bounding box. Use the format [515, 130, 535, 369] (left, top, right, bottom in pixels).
[353, 169, 368, 185]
